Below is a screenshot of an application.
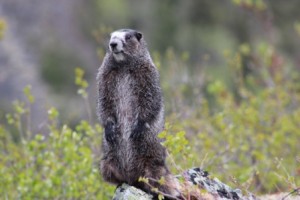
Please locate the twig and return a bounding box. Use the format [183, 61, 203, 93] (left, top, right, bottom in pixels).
[282, 187, 300, 200]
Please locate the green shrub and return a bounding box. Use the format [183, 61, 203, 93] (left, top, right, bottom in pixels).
[0, 72, 115, 199]
[0, 107, 116, 199]
[158, 41, 300, 194]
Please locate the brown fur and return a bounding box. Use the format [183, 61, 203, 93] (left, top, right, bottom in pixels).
[97, 29, 180, 199]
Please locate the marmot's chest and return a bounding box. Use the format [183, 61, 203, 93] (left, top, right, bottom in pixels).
[114, 73, 137, 138]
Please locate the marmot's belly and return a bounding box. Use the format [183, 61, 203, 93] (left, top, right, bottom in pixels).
[117, 105, 134, 139]
[115, 73, 136, 140]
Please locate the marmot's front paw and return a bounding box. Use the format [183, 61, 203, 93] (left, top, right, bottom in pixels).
[130, 129, 143, 140]
[130, 120, 146, 140]
[105, 121, 118, 145]
[105, 129, 117, 145]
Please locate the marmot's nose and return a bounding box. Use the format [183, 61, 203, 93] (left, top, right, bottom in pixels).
[110, 42, 117, 49]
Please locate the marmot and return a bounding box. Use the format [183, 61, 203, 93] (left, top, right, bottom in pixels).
[97, 29, 180, 199]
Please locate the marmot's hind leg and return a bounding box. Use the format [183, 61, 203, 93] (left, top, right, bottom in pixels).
[100, 158, 125, 185]
[149, 169, 181, 199]
[131, 163, 181, 199]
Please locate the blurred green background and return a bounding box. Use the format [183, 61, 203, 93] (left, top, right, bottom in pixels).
[0, 0, 299, 199]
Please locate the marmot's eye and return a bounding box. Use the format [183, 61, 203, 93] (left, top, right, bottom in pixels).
[125, 35, 132, 40]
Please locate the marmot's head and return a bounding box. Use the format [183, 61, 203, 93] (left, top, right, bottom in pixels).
[109, 29, 149, 63]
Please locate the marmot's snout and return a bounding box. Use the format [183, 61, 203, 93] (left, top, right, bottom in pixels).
[109, 39, 123, 54]
[109, 42, 117, 50]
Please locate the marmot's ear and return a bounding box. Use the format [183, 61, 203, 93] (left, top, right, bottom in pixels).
[135, 32, 142, 41]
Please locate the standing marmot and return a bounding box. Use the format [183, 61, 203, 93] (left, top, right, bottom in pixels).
[97, 29, 180, 199]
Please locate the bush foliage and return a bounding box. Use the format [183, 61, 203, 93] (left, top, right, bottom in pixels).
[159, 42, 300, 194]
[1, 40, 299, 199]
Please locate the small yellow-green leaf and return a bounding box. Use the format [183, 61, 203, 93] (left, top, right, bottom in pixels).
[158, 194, 165, 200]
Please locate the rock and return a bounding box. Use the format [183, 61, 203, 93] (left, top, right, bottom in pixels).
[184, 168, 258, 200]
[112, 167, 260, 200]
[113, 183, 153, 200]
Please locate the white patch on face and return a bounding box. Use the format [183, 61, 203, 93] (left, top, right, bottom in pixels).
[111, 31, 126, 41]
[110, 31, 127, 62]
[110, 31, 126, 52]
